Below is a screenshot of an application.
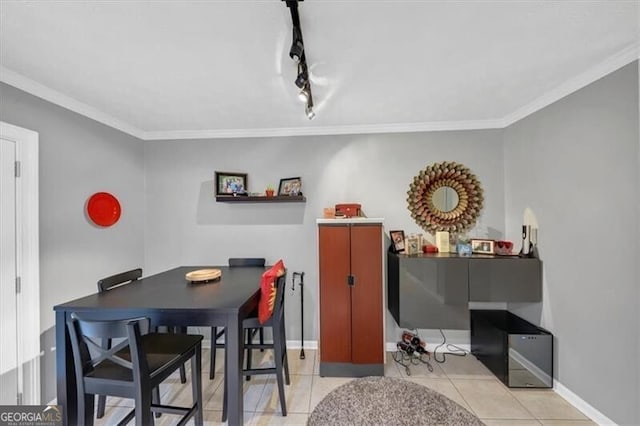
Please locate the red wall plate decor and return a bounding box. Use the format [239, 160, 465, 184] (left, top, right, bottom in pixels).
[87, 192, 121, 227]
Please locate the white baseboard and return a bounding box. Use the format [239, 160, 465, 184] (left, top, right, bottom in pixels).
[553, 381, 617, 425]
[286, 340, 318, 350]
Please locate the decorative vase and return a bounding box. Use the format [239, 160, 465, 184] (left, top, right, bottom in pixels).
[495, 240, 514, 256]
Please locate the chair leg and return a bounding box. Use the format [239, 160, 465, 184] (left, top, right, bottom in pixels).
[259, 328, 265, 352]
[152, 386, 161, 418]
[245, 328, 253, 382]
[134, 388, 154, 426]
[273, 326, 287, 416]
[179, 363, 187, 384]
[210, 326, 217, 380]
[221, 349, 228, 422]
[176, 326, 188, 384]
[97, 337, 111, 418]
[191, 344, 204, 426]
[96, 394, 106, 418]
[280, 323, 290, 385]
[80, 392, 95, 426]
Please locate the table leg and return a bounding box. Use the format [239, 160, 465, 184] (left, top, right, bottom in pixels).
[225, 315, 244, 425]
[55, 310, 77, 426]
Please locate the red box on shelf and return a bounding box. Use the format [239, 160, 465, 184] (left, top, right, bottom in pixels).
[335, 203, 361, 218]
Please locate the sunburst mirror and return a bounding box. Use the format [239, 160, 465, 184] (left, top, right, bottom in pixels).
[407, 161, 484, 235]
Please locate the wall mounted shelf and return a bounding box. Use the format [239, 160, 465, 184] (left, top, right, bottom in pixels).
[215, 195, 306, 203]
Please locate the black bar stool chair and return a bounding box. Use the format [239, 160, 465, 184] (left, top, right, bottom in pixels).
[67, 314, 204, 426]
[222, 271, 290, 420]
[209, 258, 266, 380]
[96, 268, 187, 419]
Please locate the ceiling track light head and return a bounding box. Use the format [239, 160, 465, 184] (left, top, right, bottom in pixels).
[289, 42, 304, 63]
[305, 104, 315, 120]
[294, 63, 308, 88]
[289, 27, 304, 62]
[305, 90, 315, 119]
[298, 87, 310, 103]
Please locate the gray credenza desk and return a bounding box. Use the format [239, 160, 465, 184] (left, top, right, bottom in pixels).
[387, 252, 542, 330]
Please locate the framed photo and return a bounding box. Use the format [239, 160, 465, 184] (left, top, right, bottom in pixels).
[278, 177, 302, 196]
[406, 235, 422, 255]
[215, 171, 247, 196]
[389, 230, 406, 253]
[471, 239, 494, 254]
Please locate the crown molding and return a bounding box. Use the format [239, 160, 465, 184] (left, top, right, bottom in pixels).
[0, 66, 145, 139]
[500, 43, 640, 127]
[2, 43, 638, 141]
[141, 119, 505, 140]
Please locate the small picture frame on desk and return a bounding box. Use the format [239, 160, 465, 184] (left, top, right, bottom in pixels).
[471, 239, 494, 254]
[406, 235, 422, 255]
[389, 230, 405, 253]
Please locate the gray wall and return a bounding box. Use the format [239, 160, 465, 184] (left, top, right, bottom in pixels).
[0, 83, 145, 402]
[143, 131, 505, 345]
[503, 62, 639, 425]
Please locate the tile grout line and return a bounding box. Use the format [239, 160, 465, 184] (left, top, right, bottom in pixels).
[447, 371, 481, 418]
[306, 352, 318, 414]
[307, 374, 317, 414]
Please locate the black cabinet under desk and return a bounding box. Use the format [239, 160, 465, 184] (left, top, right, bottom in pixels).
[387, 252, 542, 330]
[470, 310, 553, 388]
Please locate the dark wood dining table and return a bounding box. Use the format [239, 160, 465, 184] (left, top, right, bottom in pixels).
[54, 265, 265, 426]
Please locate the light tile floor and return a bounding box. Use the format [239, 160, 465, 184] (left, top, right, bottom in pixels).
[95, 348, 596, 425]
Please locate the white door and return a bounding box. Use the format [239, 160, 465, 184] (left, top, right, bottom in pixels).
[0, 121, 39, 406]
[0, 136, 18, 404]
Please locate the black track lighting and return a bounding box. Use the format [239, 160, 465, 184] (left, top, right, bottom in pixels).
[284, 0, 315, 120]
[298, 85, 310, 103]
[305, 104, 315, 120]
[289, 27, 304, 63]
[295, 63, 308, 89]
[302, 82, 315, 120]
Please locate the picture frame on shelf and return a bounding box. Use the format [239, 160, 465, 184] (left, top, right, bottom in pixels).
[215, 171, 247, 196]
[389, 230, 406, 253]
[471, 239, 494, 254]
[278, 177, 302, 196]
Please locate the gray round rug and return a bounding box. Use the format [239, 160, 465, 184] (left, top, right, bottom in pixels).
[308, 376, 483, 426]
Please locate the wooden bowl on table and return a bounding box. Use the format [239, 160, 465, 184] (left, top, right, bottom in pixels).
[185, 269, 222, 284]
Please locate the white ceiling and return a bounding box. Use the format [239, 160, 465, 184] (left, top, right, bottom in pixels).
[1, 1, 638, 140]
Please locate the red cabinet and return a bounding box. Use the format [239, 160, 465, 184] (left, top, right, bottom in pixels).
[318, 221, 384, 376]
